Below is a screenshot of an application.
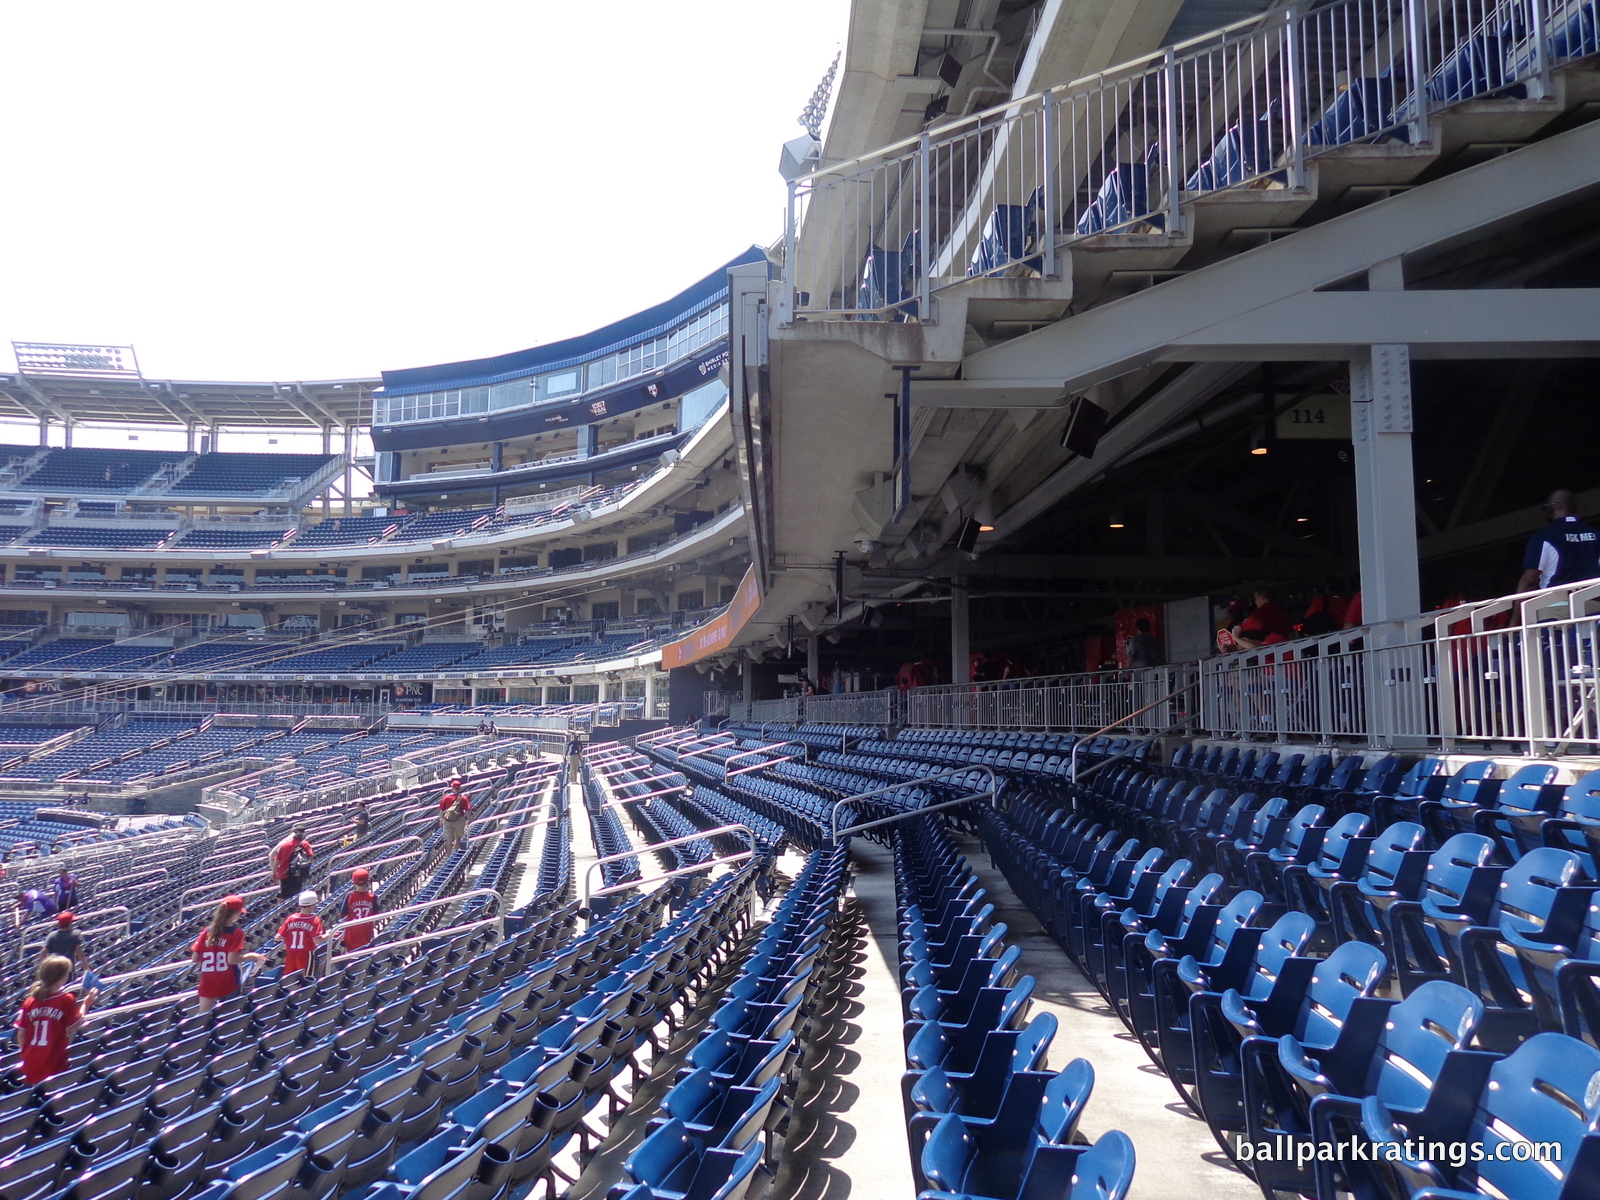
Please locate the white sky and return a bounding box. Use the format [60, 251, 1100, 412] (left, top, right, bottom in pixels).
[0, 1, 849, 384]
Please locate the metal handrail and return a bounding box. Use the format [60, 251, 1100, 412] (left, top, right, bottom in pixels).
[325, 914, 504, 968]
[828, 765, 1000, 844]
[458, 813, 562, 843]
[589, 854, 757, 906]
[580, 823, 756, 907]
[18, 905, 131, 959]
[589, 769, 682, 791]
[723, 741, 808, 779]
[175, 882, 281, 923]
[633, 725, 695, 748]
[675, 734, 738, 762]
[1068, 680, 1198, 783]
[597, 784, 689, 810]
[328, 834, 425, 868]
[1070, 718, 1194, 786]
[320, 845, 426, 885]
[317, 885, 504, 942]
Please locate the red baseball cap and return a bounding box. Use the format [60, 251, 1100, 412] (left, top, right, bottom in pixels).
[222, 895, 247, 914]
[56, 911, 73, 925]
[352, 868, 371, 883]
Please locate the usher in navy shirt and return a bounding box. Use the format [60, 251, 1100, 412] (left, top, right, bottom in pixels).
[1524, 516, 1600, 588]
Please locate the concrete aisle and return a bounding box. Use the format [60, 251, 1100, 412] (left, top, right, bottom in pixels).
[956, 832, 1256, 1200]
[767, 840, 916, 1200]
[507, 757, 570, 912]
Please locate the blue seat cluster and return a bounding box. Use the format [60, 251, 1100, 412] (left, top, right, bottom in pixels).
[895, 816, 1135, 1200]
[167, 453, 334, 497]
[613, 842, 852, 1200]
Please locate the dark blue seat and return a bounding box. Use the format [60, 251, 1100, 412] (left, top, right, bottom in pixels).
[1359, 1032, 1600, 1200]
[1184, 113, 1276, 191]
[1238, 979, 1481, 1196]
[1386, 834, 1506, 995]
[1076, 151, 1161, 236]
[918, 1122, 1135, 1200]
[970, 188, 1044, 276]
[1305, 76, 1397, 146]
[1195, 939, 1386, 1157]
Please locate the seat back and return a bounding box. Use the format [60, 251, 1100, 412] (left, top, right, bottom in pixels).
[1359, 822, 1428, 889]
[1198, 891, 1264, 965]
[1421, 833, 1500, 909]
[1242, 911, 1317, 999]
[1038, 1059, 1094, 1144]
[1496, 847, 1588, 936]
[1310, 812, 1370, 873]
[1276, 805, 1326, 855]
[1365, 980, 1483, 1111]
[1297, 941, 1387, 1045]
[1560, 769, 1600, 819]
[1441, 760, 1497, 802]
[1456, 1033, 1600, 1200]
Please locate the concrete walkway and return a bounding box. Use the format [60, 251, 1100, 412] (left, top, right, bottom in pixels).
[955, 832, 1256, 1200]
[767, 840, 916, 1200]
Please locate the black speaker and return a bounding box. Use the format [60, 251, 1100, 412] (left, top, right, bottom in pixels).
[1061, 396, 1108, 457]
[953, 517, 982, 554]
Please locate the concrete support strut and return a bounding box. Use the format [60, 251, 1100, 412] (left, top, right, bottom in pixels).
[1350, 344, 1420, 623]
[951, 576, 970, 685]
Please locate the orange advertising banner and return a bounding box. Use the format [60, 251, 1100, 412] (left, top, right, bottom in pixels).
[660, 565, 762, 669]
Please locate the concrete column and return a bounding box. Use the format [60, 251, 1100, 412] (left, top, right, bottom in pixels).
[1350, 344, 1420, 623]
[37, 417, 48, 447]
[741, 653, 753, 704]
[807, 635, 820, 686]
[951, 577, 970, 685]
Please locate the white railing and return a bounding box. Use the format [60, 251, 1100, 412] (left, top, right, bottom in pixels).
[786, 0, 1587, 318]
[903, 666, 1199, 732]
[1198, 580, 1600, 753]
[796, 690, 899, 726]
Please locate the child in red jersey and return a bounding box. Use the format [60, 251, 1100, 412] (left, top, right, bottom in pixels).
[341, 868, 379, 952]
[192, 895, 265, 1014]
[14, 954, 95, 1085]
[278, 890, 326, 977]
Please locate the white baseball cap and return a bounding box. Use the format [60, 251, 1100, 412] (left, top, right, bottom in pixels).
[298, 889, 319, 906]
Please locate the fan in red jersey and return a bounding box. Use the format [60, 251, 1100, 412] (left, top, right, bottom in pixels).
[191, 895, 265, 1013]
[14, 954, 95, 1084]
[278, 890, 327, 977]
[342, 868, 379, 952]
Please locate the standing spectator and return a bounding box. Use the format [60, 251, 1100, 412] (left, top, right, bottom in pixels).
[191, 896, 265, 1014]
[1518, 489, 1600, 592]
[14, 955, 95, 1085]
[438, 778, 471, 853]
[15, 888, 57, 928]
[1124, 618, 1165, 668]
[342, 868, 379, 952]
[51, 867, 78, 912]
[277, 891, 326, 979]
[42, 912, 89, 973]
[270, 827, 314, 900]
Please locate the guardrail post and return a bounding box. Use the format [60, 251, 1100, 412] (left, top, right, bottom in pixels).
[1530, 0, 1552, 98]
[1404, 0, 1432, 143]
[1284, 5, 1307, 190]
[1162, 48, 1184, 234]
[917, 132, 932, 320]
[1041, 89, 1059, 279]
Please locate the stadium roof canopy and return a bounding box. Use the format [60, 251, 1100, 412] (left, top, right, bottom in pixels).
[0, 342, 376, 430]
